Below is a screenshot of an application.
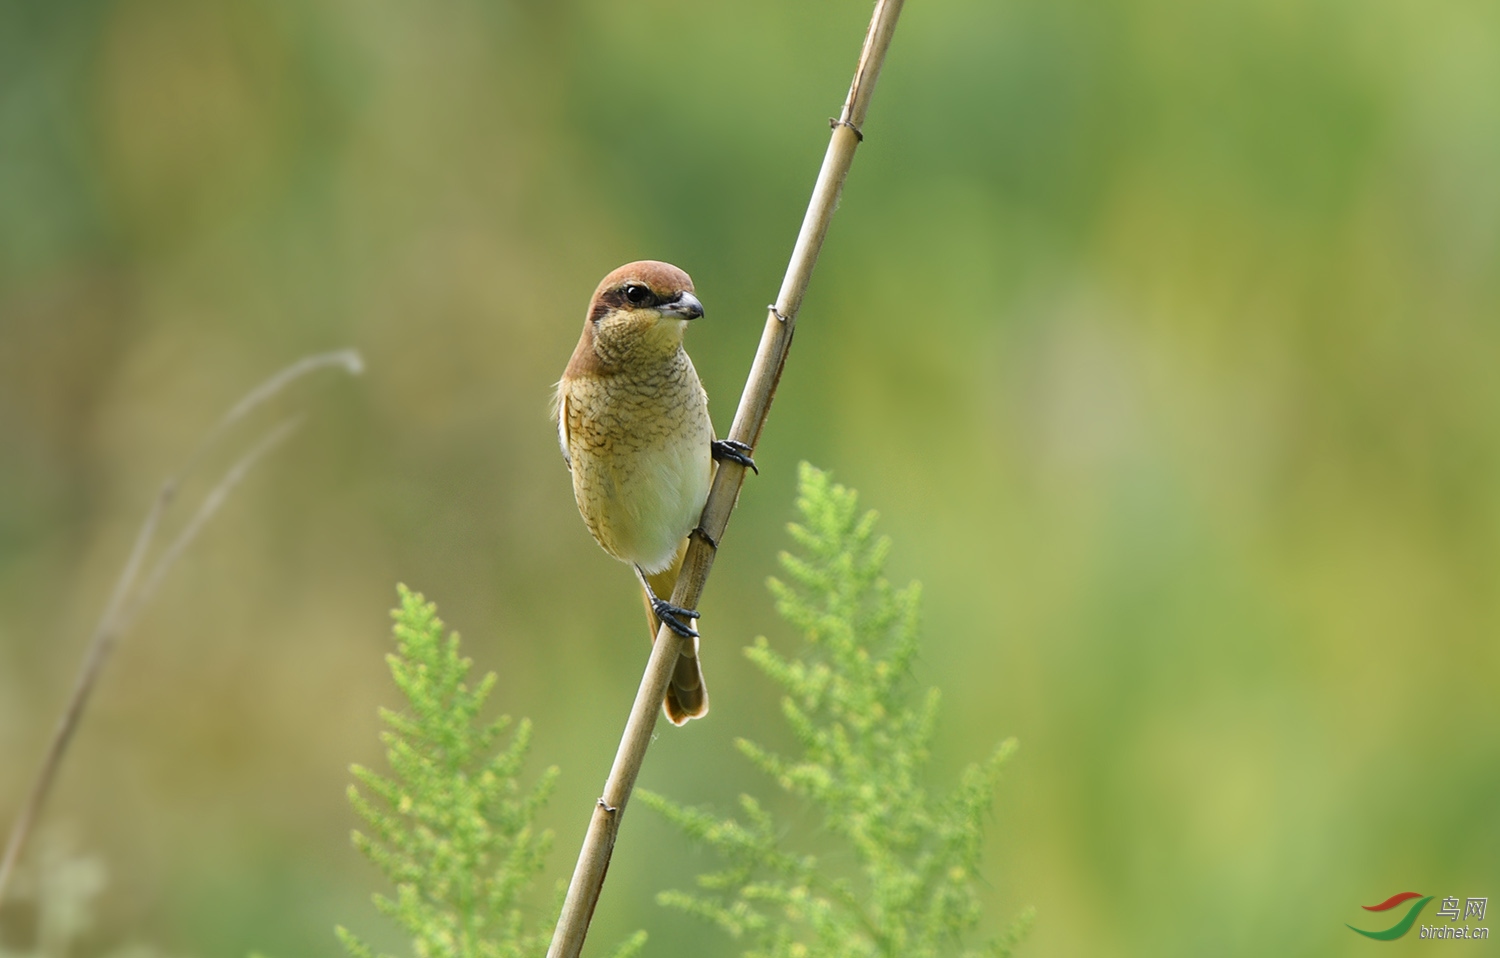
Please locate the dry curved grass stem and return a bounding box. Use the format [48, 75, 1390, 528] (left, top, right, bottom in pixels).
[0, 350, 364, 903]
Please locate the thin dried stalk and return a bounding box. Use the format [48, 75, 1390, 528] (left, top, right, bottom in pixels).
[0, 351, 363, 902]
[546, 3, 905, 955]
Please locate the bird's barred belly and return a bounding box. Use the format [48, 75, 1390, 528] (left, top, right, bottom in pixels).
[566, 378, 712, 574]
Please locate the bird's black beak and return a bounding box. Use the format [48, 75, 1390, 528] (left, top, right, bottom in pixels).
[660, 291, 704, 320]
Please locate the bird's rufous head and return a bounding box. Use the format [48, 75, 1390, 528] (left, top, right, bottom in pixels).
[582, 261, 703, 367]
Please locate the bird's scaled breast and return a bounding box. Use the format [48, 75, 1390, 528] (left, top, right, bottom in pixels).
[564, 355, 712, 573]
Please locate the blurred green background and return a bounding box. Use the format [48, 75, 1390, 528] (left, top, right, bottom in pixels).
[3, 0, 1498, 954]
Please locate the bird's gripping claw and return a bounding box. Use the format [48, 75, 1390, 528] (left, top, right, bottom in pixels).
[635, 565, 701, 638]
[711, 438, 757, 474]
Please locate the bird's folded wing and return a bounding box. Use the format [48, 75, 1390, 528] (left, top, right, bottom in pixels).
[556, 386, 573, 470]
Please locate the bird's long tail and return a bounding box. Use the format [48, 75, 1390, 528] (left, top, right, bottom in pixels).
[642, 547, 709, 725]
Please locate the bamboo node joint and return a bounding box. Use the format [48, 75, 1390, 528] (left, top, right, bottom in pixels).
[597, 797, 618, 814]
[692, 526, 719, 550]
[829, 117, 864, 141]
[768, 304, 790, 323]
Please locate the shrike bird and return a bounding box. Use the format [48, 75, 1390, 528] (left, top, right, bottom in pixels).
[554, 261, 754, 724]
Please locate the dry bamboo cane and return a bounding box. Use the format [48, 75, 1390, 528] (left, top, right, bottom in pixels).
[545, 3, 905, 955]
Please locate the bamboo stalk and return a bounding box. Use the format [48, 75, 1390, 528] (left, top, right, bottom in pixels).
[546, 3, 905, 954]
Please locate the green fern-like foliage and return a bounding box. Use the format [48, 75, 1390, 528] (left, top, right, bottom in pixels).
[640, 463, 1033, 958]
[337, 585, 562, 958]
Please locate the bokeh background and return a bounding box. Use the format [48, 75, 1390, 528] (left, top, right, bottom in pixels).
[3, 0, 1499, 954]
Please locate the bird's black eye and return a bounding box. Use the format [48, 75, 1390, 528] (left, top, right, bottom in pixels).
[622, 283, 652, 306]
